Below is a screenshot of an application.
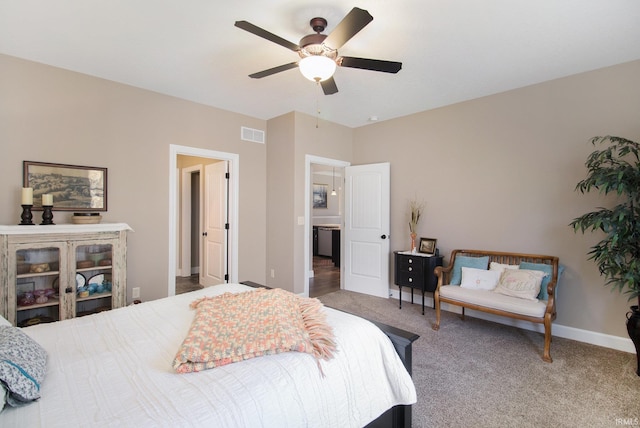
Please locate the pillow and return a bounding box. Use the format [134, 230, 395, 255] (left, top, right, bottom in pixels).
[519, 262, 564, 301]
[493, 269, 547, 301]
[173, 288, 336, 373]
[0, 326, 48, 411]
[489, 262, 520, 273]
[460, 267, 501, 290]
[450, 255, 490, 285]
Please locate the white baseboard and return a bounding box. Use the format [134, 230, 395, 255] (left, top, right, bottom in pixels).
[389, 289, 635, 354]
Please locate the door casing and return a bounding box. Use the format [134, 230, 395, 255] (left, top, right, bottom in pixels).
[168, 144, 239, 296]
[304, 155, 350, 297]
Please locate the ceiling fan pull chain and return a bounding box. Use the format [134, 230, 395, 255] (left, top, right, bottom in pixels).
[316, 83, 322, 128]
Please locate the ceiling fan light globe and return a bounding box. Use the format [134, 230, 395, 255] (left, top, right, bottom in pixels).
[299, 56, 336, 82]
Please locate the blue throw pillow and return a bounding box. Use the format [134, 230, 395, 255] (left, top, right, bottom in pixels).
[0, 326, 48, 410]
[519, 262, 564, 300]
[450, 255, 490, 285]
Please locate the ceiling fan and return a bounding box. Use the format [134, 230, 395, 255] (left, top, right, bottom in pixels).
[234, 7, 402, 95]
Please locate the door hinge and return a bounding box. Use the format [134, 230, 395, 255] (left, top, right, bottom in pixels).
[225, 223, 229, 230]
[224, 274, 229, 281]
[225, 172, 230, 179]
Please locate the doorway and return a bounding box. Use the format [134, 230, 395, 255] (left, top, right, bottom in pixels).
[310, 163, 342, 298]
[305, 155, 350, 297]
[168, 145, 239, 296]
[176, 157, 229, 293]
[177, 164, 203, 294]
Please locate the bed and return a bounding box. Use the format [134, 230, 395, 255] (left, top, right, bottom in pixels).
[1, 283, 417, 427]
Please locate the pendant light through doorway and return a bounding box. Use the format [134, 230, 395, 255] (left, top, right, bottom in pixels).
[331, 167, 337, 196]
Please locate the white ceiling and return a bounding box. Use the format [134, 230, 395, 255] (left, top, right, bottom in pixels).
[1, 1, 640, 128]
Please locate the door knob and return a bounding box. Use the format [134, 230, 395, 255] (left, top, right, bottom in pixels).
[202, 232, 208, 237]
[380, 234, 387, 239]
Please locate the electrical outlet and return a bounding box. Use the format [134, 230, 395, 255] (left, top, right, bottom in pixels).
[132, 287, 140, 299]
[270, 269, 275, 278]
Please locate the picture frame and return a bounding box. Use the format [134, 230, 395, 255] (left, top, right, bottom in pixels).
[23, 161, 107, 211]
[313, 183, 328, 208]
[419, 237, 437, 255]
[17, 281, 35, 296]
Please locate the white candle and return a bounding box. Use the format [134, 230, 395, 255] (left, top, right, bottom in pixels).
[42, 194, 53, 206]
[21, 187, 33, 205]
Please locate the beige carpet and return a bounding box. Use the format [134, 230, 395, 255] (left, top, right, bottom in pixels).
[318, 290, 640, 428]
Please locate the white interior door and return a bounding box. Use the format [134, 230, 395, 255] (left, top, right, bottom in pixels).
[201, 161, 228, 286]
[344, 162, 390, 298]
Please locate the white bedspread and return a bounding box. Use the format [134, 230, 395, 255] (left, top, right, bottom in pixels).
[1, 284, 416, 427]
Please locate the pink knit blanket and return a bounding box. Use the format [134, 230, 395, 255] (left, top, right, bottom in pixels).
[173, 288, 336, 373]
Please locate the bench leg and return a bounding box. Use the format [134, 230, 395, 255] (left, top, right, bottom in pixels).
[543, 315, 553, 363]
[460, 307, 465, 321]
[433, 291, 441, 331]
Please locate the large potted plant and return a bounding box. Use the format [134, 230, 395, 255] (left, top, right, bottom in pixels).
[570, 135, 640, 376]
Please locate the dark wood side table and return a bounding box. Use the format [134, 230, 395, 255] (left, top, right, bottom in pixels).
[394, 251, 443, 315]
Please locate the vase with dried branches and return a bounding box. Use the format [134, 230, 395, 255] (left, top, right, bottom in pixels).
[409, 198, 424, 252]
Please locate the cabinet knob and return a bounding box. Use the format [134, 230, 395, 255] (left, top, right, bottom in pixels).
[408, 259, 413, 264]
[408, 278, 413, 283]
[408, 266, 413, 271]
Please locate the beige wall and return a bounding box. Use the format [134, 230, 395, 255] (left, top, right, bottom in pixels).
[353, 60, 640, 338]
[3, 51, 640, 341]
[266, 112, 353, 293]
[265, 113, 296, 290]
[0, 54, 267, 303]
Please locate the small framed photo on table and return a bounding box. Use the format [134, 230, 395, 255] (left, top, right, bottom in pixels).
[419, 238, 437, 255]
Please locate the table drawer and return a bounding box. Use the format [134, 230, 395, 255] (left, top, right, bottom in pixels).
[396, 271, 425, 288]
[397, 256, 425, 273]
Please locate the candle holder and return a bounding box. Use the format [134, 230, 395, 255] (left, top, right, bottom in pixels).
[41, 205, 55, 225]
[19, 204, 35, 225]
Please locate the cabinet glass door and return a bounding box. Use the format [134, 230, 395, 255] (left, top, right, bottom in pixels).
[75, 244, 114, 317]
[16, 247, 61, 327]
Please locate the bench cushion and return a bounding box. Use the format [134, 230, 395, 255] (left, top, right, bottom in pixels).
[439, 285, 548, 318]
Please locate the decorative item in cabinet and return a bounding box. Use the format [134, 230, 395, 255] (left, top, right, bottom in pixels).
[0, 223, 131, 326]
[14, 247, 62, 326]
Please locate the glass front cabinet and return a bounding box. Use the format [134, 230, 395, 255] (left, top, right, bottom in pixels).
[0, 223, 130, 326]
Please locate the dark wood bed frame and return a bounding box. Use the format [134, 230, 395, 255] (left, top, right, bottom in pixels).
[240, 281, 419, 428]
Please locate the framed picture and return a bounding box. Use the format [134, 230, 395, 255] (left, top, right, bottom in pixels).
[23, 161, 107, 211]
[419, 237, 437, 255]
[17, 281, 35, 295]
[313, 183, 328, 208]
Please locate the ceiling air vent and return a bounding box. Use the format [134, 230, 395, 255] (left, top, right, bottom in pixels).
[241, 126, 265, 144]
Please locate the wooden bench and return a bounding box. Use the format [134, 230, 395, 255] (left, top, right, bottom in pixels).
[432, 249, 560, 362]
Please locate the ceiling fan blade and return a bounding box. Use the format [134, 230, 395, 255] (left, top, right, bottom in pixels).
[339, 56, 402, 74]
[321, 77, 338, 95]
[235, 20, 299, 52]
[249, 62, 299, 79]
[323, 7, 373, 50]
